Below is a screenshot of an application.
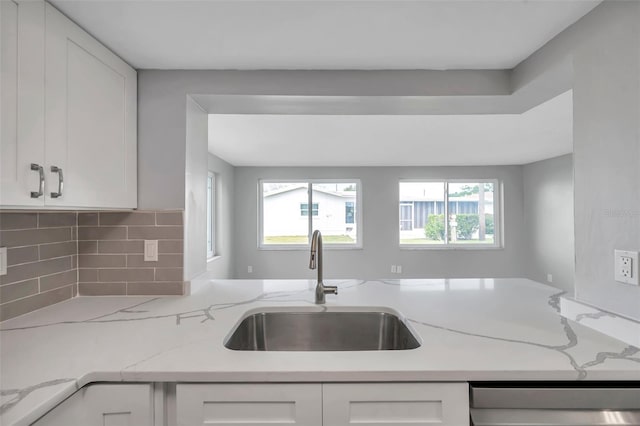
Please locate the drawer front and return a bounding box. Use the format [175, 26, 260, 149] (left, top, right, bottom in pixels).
[323, 382, 469, 426]
[176, 383, 322, 426]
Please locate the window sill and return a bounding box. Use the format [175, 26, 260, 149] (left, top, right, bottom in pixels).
[258, 245, 363, 251]
[399, 244, 503, 251]
[207, 255, 222, 262]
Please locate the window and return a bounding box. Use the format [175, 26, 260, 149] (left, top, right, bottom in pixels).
[399, 180, 500, 248]
[345, 202, 355, 224]
[260, 180, 361, 248]
[207, 172, 215, 258]
[300, 203, 319, 217]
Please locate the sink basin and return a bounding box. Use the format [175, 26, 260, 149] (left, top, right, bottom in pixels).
[224, 309, 421, 351]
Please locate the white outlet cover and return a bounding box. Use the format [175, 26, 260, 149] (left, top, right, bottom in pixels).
[614, 249, 639, 285]
[144, 240, 158, 262]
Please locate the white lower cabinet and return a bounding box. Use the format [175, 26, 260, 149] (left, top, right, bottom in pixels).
[30, 382, 468, 426]
[33, 384, 154, 426]
[175, 383, 323, 426]
[323, 383, 469, 426]
[174, 382, 468, 426]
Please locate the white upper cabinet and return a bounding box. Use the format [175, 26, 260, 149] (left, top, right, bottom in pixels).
[44, 3, 137, 208]
[0, 1, 137, 209]
[1, 1, 46, 207]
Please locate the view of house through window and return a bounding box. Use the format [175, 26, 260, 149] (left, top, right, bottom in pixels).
[261, 181, 360, 247]
[399, 180, 498, 247]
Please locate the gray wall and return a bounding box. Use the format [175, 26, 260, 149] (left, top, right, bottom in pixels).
[138, 1, 640, 319]
[523, 154, 574, 292]
[207, 153, 235, 279]
[137, 69, 533, 210]
[183, 96, 208, 282]
[516, 1, 640, 320]
[233, 165, 525, 280]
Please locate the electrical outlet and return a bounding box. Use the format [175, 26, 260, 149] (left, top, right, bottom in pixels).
[547, 274, 553, 283]
[615, 250, 639, 285]
[247, 265, 253, 273]
[391, 265, 397, 273]
[144, 240, 158, 262]
[0, 247, 7, 276]
[396, 265, 402, 274]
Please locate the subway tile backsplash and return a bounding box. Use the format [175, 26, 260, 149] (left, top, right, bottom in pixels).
[0, 210, 185, 322]
[77, 211, 184, 297]
[0, 212, 77, 321]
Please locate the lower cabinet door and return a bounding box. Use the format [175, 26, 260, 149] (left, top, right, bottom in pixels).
[322, 382, 470, 426]
[32, 384, 153, 426]
[176, 383, 322, 426]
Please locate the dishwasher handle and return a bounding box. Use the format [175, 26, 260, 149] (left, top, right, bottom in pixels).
[471, 408, 640, 426]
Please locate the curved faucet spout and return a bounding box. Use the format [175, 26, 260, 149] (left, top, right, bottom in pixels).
[309, 230, 337, 304]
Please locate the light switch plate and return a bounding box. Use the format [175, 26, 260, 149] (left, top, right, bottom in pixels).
[0, 247, 7, 276]
[615, 249, 639, 285]
[144, 240, 158, 262]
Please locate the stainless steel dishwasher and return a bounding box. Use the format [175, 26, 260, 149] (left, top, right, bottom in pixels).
[470, 383, 640, 425]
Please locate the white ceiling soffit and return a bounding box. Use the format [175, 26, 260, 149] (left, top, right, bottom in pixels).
[208, 90, 572, 167]
[50, 1, 599, 70]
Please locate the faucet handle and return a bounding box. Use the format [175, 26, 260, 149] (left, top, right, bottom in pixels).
[324, 285, 338, 295]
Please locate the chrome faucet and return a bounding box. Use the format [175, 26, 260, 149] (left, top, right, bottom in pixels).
[309, 230, 338, 304]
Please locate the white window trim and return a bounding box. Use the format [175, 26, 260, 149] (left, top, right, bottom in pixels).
[258, 178, 363, 250]
[399, 178, 503, 250]
[207, 172, 216, 259]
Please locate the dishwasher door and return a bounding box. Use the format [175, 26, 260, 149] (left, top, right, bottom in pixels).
[470, 385, 640, 426]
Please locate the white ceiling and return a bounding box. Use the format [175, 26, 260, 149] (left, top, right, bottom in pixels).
[51, 1, 599, 70]
[208, 90, 572, 167]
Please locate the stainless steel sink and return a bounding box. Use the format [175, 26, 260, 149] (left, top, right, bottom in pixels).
[224, 310, 421, 351]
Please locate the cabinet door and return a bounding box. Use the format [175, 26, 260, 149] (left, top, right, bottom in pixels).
[176, 383, 322, 426]
[33, 384, 153, 426]
[44, 3, 137, 209]
[1, 0, 46, 207]
[322, 383, 470, 426]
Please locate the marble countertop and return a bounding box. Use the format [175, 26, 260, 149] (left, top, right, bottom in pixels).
[1, 278, 639, 425]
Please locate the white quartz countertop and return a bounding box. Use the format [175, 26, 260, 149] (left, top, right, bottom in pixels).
[1, 278, 639, 425]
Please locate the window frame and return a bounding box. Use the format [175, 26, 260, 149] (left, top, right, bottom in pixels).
[258, 178, 363, 250]
[399, 178, 503, 250]
[207, 171, 216, 259]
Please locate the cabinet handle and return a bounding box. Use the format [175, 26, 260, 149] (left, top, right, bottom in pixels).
[30, 163, 44, 198]
[50, 166, 64, 198]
